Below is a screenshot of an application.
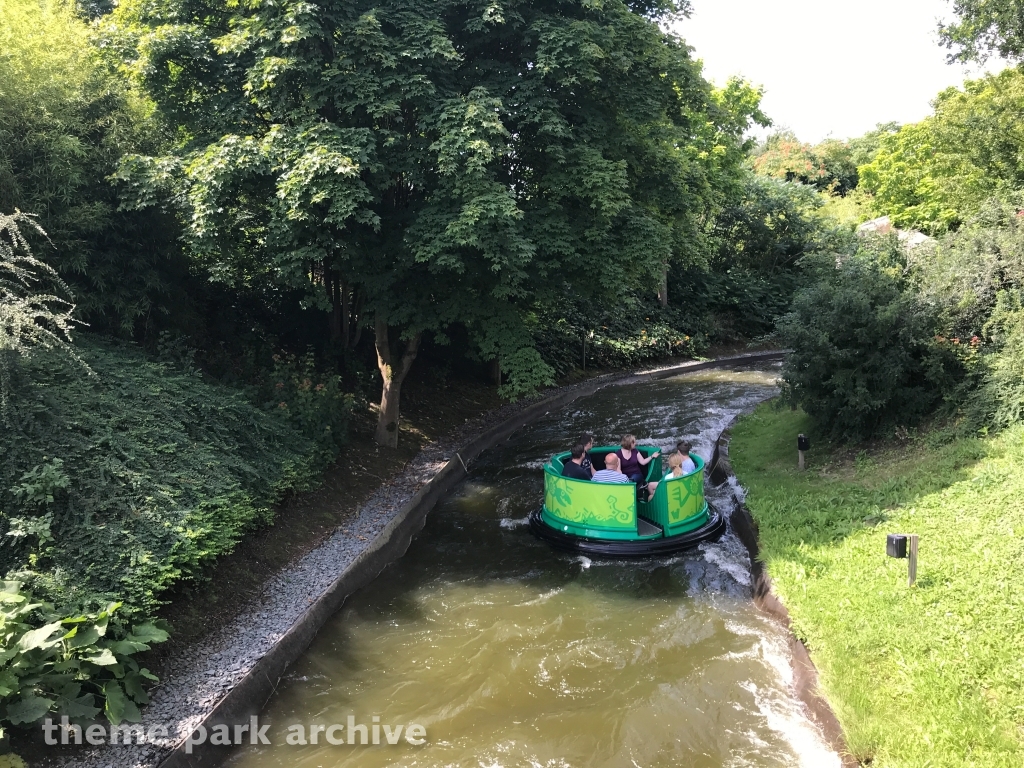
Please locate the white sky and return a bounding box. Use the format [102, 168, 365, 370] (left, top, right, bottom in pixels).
[672, 0, 1008, 143]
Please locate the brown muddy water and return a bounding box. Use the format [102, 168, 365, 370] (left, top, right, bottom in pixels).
[225, 366, 840, 768]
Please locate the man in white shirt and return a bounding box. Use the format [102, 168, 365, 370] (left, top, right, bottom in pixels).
[592, 453, 630, 483]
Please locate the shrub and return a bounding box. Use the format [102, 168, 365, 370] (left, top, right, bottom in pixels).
[530, 298, 706, 377]
[0, 584, 166, 734]
[0, 211, 88, 417]
[971, 290, 1024, 428]
[0, 339, 330, 618]
[778, 246, 958, 440]
[913, 193, 1024, 340]
[261, 351, 354, 462]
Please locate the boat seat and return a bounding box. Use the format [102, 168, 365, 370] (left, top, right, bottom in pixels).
[636, 517, 663, 537]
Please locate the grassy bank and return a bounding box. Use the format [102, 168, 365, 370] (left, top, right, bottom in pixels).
[731, 404, 1024, 768]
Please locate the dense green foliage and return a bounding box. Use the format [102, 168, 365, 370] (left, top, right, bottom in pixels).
[779, 64, 1024, 441]
[860, 68, 1024, 233]
[109, 0, 766, 427]
[911, 196, 1024, 428]
[683, 175, 848, 339]
[941, 0, 1024, 62]
[732, 405, 1024, 767]
[777, 242, 956, 440]
[750, 125, 897, 198]
[778, 199, 1024, 440]
[0, 591, 166, 729]
[0, 340, 339, 618]
[0, 0, 182, 333]
[0, 212, 87, 417]
[751, 132, 858, 194]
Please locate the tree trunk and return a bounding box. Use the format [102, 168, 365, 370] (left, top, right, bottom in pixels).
[350, 290, 364, 348]
[374, 318, 421, 447]
[340, 277, 350, 347]
[657, 266, 669, 307]
[329, 271, 342, 342]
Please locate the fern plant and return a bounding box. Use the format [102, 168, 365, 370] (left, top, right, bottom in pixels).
[0, 210, 88, 417]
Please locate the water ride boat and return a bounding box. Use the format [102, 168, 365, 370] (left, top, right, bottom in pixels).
[529, 446, 725, 556]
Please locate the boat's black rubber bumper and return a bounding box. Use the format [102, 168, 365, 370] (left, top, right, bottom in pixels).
[528, 503, 727, 557]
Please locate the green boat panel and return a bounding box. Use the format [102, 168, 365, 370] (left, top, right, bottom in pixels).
[638, 454, 707, 535]
[543, 465, 635, 531]
[540, 507, 661, 540]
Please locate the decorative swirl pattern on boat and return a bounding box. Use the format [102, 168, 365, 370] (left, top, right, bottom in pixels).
[606, 494, 633, 524]
[543, 468, 635, 528]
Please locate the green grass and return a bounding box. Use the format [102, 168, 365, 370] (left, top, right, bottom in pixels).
[731, 404, 1024, 768]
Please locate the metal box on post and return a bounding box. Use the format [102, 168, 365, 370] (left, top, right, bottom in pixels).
[886, 534, 908, 559]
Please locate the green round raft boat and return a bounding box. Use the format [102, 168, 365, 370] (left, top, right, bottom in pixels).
[528, 446, 725, 556]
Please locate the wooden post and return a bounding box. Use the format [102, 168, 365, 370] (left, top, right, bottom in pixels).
[798, 450, 805, 471]
[582, 335, 586, 371]
[908, 534, 919, 586]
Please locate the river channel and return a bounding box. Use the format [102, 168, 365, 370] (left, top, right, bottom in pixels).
[226, 365, 840, 768]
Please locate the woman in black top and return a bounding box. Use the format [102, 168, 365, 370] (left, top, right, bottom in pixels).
[614, 434, 660, 484]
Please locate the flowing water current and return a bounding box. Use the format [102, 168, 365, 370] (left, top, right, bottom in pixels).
[226, 365, 841, 768]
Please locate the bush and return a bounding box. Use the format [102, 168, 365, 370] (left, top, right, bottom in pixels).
[261, 350, 355, 462]
[913, 193, 1024, 340]
[971, 290, 1024, 428]
[530, 298, 706, 377]
[0, 585, 166, 733]
[778, 246, 959, 440]
[0, 338, 334, 618]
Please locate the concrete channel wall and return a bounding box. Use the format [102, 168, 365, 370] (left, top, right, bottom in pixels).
[160, 350, 786, 768]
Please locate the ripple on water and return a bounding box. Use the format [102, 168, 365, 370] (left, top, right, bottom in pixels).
[226, 363, 839, 768]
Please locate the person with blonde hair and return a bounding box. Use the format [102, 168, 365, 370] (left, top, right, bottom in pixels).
[647, 449, 697, 500]
[613, 434, 659, 484]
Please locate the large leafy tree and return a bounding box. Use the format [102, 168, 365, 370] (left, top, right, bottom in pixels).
[859, 67, 1024, 233]
[0, 0, 180, 334]
[112, 0, 759, 445]
[751, 132, 858, 195]
[941, 0, 1024, 62]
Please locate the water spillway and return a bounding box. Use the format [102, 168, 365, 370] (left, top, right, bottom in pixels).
[225, 365, 840, 768]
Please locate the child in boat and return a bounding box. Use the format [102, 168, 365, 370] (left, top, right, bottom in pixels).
[614, 434, 659, 484]
[675, 441, 697, 474]
[578, 433, 596, 476]
[562, 444, 591, 481]
[646, 447, 696, 500]
[592, 453, 629, 483]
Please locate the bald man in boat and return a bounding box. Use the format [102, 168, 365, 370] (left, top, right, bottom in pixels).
[592, 453, 629, 483]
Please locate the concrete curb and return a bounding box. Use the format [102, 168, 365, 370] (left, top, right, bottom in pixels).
[711, 420, 859, 768]
[159, 350, 786, 767]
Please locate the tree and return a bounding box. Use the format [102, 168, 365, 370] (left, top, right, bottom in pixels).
[751, 132, 858, 195]
[0, 0, 180, 334]
[860, 68, 1024, 232]
[777, 246, 953, 440]
[940, 0, 1024, 62]
[847, 121, 900, 168]
[113, 0, 763, 446]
